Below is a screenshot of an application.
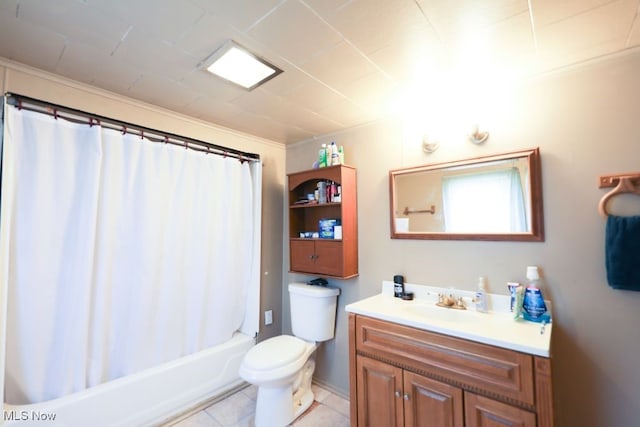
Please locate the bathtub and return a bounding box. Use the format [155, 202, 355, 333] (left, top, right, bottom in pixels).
[1, 332, 255, 427]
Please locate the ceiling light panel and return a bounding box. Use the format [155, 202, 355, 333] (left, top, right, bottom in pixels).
[202, 40, 282, 90]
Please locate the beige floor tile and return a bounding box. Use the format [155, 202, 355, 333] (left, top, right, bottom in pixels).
[169, 410, 221, 427]
[169, 383, 350, 427]
[204, 392, 255, 426]
[241, 384, 258, 401]
[292, 404, 349, 427]
[323, 393, 350, 417]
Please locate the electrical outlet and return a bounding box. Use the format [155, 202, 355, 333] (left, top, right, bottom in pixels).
[264, 310, 273, 325]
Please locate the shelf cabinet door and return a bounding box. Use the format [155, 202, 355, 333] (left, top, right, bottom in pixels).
[403, 371, 463, 427]
[465, 392, 536, 427]
[356, 355, 403, 427]
[290, 240, 317, 273]
[290, 240, 344, 276]
[313, 240, 344, 276]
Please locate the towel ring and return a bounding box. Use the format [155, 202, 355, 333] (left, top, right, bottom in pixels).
[598, 177, 640, 217]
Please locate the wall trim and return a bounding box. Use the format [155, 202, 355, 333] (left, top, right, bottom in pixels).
[0, 56, 285, 151]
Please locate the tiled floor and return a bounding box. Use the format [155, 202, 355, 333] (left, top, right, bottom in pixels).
[165, 384, 350, 427]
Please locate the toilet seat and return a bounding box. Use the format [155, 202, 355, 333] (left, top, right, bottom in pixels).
[244, 335, 307, 370]
[239, 335, 316, 386]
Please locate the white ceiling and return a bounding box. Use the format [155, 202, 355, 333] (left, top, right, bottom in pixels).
[1, 0, 639, 144]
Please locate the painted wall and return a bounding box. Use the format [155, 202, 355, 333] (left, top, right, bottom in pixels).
[0, 59, 286, 344]
[285, 50, 640, 427]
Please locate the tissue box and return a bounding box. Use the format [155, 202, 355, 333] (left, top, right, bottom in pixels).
[318, 219, 340, 239]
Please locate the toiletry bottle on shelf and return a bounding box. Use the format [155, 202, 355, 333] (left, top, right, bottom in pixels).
[522, 266, 548, 322]
[393, 275, 404, 298]
[326, 144, 333, 166]
[475, 276, 488, 312]
[329, 181, 337, 202]
[330, 141, 339, 165]
[317, 181, 327, 203]
[319, 144, 327, 168]
[339, 145, 345, 165]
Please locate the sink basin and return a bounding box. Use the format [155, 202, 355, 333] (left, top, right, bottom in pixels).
[405, 303, 478, 323]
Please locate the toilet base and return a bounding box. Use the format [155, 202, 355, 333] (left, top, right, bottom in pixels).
[254, 386, 314, 427]
[254, 358, 315, 427]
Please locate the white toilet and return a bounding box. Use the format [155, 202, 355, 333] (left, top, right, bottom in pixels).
[239, 282, 340, 427]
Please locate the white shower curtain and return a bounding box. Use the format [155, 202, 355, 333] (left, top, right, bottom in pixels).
[0, 105, 261, 404]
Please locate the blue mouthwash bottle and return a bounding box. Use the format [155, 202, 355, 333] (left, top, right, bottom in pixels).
[522, 266, 548, 322]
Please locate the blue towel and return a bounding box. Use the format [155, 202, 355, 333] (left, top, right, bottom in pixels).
[606, 215, 640, 291]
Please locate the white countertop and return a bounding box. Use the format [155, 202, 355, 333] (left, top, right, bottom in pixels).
[345, 281, 552, 357]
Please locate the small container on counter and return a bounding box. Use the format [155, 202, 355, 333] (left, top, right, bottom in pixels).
[393, 275, 405, 298]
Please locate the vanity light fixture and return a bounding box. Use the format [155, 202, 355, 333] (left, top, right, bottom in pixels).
[469, 124, 489, 145]
[422, 135, 439, 154]
[200, 40, 283, 90]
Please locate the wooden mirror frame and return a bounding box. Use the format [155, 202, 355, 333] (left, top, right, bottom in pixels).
[389, 148, 544, 241]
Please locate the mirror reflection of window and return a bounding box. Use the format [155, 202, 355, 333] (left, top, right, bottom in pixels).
[442, 168, 527, 233]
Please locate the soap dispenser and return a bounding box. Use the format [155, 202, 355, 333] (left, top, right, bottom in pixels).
[474, 277, 489, 313]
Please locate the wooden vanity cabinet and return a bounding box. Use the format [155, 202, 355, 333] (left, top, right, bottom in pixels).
[357, 355, 464, 427]
[465, 393, 536, 427]
[288, 165, 357, 279]
[348, 314, 554, 427]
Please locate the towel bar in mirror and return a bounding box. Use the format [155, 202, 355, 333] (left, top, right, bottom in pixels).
[389, 148, 544, 241]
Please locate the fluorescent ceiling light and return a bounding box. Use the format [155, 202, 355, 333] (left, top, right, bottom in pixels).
[202, 40, 282, 90]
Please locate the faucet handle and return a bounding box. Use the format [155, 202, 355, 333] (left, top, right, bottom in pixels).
[454, 296, 466, 310]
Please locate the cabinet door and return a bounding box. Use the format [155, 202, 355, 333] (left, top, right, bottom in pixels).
[403, 371, 463, 427]
[289, 239, 316, 273]
[465, 392, 536, 427]
[313, 240, 344, 276]
[356, 355, 403, 427]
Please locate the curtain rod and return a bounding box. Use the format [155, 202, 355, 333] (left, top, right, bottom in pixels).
[4, 93, 260, 163]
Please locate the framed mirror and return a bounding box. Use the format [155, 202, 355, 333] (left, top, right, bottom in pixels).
[389, 148, 544, 241]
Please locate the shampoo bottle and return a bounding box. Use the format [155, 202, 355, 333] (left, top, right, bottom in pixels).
[522, 266, 548, 322]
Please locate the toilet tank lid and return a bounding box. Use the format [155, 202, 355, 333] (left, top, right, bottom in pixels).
[289, 282, 340, 297]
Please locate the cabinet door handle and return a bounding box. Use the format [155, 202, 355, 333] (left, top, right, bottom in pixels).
[394, 391, 401, 398]
[403, 393, 410, 401]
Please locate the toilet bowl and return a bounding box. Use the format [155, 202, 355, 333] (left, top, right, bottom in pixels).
[239, 335, 317, 426]
[239, 283, 339, 427]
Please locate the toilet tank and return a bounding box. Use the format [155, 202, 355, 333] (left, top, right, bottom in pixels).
[289, 282, 340, 342]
